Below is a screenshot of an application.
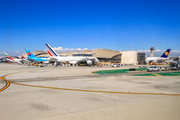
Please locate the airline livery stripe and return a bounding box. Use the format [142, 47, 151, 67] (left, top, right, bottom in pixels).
[8, 56, 15, 61]
[45, 44, 58, 57]
[4, 53, 15, 61]
[47, 50, 53, 57]
[47, 48, 57, 56]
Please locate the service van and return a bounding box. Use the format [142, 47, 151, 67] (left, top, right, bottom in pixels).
[169, 61, 180, 70]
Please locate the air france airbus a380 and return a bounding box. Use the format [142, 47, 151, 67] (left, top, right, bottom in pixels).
[45, 43, 99, 65]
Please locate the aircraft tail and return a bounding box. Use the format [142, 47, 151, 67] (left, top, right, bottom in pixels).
[25, 49, 36, 59]
[4, 53, 15, 61]
[21, 55, 26, 59]
[45, 44, 59, 57]
[161, 49, 171, 58]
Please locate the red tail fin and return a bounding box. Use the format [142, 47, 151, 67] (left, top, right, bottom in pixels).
[21, 55, 25, 59]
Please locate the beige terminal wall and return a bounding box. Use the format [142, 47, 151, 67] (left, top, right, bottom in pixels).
[121, 51, 138, 65]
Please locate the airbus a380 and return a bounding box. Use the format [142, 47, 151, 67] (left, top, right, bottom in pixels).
[45, 43, 99, 65]
[146, 49, 171, 63]
[4, 53, 26, 63]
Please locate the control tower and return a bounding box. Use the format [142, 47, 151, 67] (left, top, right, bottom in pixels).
[149, 46, 155, 57]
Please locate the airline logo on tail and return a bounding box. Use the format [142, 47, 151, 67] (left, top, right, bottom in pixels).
[25, 48, 36, 59]
[45, 44, 58, 57]
[47, 50, 53, 57]
[28, 52, 32, 56]
[21, 55, 26, 59]
[161, 49, 171, 58]
[4, 53, 15, 61]
[165, 52, 168, 56]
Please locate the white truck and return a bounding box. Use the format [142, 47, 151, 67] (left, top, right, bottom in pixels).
[138, 64, 146, 68]
[111, 63, 120, 67]
[147, 66, 160, 72]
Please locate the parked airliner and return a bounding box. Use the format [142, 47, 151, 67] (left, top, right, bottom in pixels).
[25, 49, 49, 63]
[45, 43, 99, 65]
[4, 53, 26, 64]
[146, 49, 171, 63]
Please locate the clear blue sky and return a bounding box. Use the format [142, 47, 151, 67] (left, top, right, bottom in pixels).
[0, 0, 180, 56]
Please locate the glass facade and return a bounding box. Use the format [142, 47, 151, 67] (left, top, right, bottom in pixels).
[73, 53, 92, 57]
[137, 53, 145, 64]
[97, 54, 121, 63]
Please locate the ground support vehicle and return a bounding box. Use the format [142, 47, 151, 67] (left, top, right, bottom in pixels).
[138, 65, 146, 68]
[161, 67, 169, 71]
[169, 61, 180, 70]
[111, 63, 120, 67]
[147, 66, 160, 72]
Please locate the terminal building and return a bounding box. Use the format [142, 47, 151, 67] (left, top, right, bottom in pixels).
[169, 57, 180, 61]
[19, 49, 145, 65]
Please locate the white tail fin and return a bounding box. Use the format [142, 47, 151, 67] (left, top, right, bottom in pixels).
[4, 53, 15, 61]
[45, 44, 59, 57]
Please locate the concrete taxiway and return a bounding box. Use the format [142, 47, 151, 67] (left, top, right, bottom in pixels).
[0, 63, 180, 120]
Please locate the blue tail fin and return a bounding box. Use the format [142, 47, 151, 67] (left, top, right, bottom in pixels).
[25, 49, 36, 59]
[161, 49, 171, 58]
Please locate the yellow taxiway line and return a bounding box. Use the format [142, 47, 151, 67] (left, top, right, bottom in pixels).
[0, 77, 10, 92]
[153, 73, 162, 76]
[1, 72, 180, 96]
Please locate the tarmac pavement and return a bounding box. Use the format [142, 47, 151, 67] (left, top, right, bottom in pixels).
[0, 63, 180, 120]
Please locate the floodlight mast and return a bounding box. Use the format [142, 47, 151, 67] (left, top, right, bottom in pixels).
[150, 46, 155, 57]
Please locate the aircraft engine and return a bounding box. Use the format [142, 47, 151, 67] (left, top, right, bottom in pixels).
[87, 60, 92, 65]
